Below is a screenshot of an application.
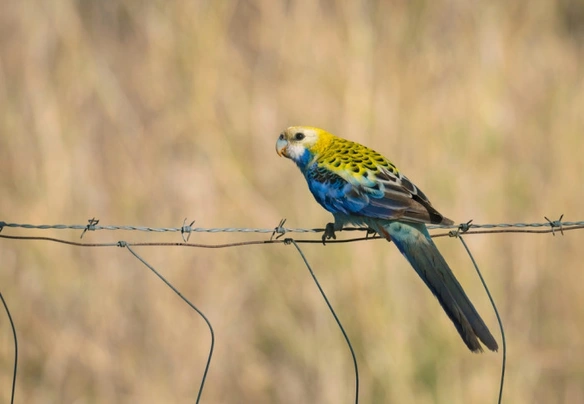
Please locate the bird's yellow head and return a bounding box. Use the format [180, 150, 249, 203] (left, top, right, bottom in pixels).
[276, 126, 334, 166]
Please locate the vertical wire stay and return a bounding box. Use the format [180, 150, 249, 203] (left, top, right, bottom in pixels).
[288, 239, 360, 404]
[122, 242, 214, 404]
[457, 236, 506, 404]
[0, 291, 17, 404]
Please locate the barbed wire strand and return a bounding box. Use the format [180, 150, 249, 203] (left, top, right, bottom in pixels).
[1, 217, 582, 248]
[288, 239, 360, 404]
[0, 290, 17, 404]
[1, 218, 583, 236]
[0, 215, 578, 403]
[121, 242, 214, 404]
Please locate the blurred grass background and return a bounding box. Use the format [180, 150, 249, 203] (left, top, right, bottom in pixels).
[1, 0, 584, 402]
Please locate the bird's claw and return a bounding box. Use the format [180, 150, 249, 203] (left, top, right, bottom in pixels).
[365, 227, 377, 239]
[322, 222, 337, 245]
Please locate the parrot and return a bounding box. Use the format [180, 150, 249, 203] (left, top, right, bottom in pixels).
[275, 126, 498, 353]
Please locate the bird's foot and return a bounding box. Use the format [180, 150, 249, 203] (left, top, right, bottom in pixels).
[322, 222, 337, 245]
[365, 227, 377, 239]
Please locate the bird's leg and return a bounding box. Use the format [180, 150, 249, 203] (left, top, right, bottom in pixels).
[322, 222, 338, 245]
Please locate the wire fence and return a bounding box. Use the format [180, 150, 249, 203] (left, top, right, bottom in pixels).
[1, 215, 583, 404]
[2, 215, 582, 237]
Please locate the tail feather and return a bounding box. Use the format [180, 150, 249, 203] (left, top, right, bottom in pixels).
[381, 221, 498, 352]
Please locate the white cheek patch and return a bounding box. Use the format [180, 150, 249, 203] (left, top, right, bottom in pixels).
[286, 143, 306, 160]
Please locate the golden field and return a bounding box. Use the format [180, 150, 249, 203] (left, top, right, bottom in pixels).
[1, 1, 584, 402]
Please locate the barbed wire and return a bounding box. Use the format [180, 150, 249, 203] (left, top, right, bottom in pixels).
[0, 215, 581, 242]
[1, 215, 581, 404]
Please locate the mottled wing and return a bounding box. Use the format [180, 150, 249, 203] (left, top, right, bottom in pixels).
[306, 162, 452, 225]
[357, 166, 453, 225]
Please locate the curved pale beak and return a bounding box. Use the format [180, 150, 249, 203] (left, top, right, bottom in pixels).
[276, 137, 288, 157]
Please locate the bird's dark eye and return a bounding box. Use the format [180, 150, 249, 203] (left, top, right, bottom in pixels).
[294, 132, 305, 141]
[279, 133, 285, 140]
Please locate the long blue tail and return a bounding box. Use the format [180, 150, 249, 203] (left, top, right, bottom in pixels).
[380, 221, 498, 352]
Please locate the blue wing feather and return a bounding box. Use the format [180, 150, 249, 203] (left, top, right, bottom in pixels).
[305, 166, 368, 214]
[303, 162, 449, 224]
[304, 164, 391, 216]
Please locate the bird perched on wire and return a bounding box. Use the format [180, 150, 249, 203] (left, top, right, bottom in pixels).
[276, 126, 498, 352]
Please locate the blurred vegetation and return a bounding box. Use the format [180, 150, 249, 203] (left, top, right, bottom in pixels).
[1, 0, 584, 402]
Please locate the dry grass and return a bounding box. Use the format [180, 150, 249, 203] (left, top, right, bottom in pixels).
[1, 0, 584, 402]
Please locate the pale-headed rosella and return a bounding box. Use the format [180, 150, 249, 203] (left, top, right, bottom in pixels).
[276, 126, 498, 352]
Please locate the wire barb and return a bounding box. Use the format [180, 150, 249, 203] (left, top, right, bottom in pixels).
[270, 218, 287, 240]
[448, 219, 473, 238]
[545, 214, 565, 236]
[80, 217, 99, 239]
[181, 218, 196, 242]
